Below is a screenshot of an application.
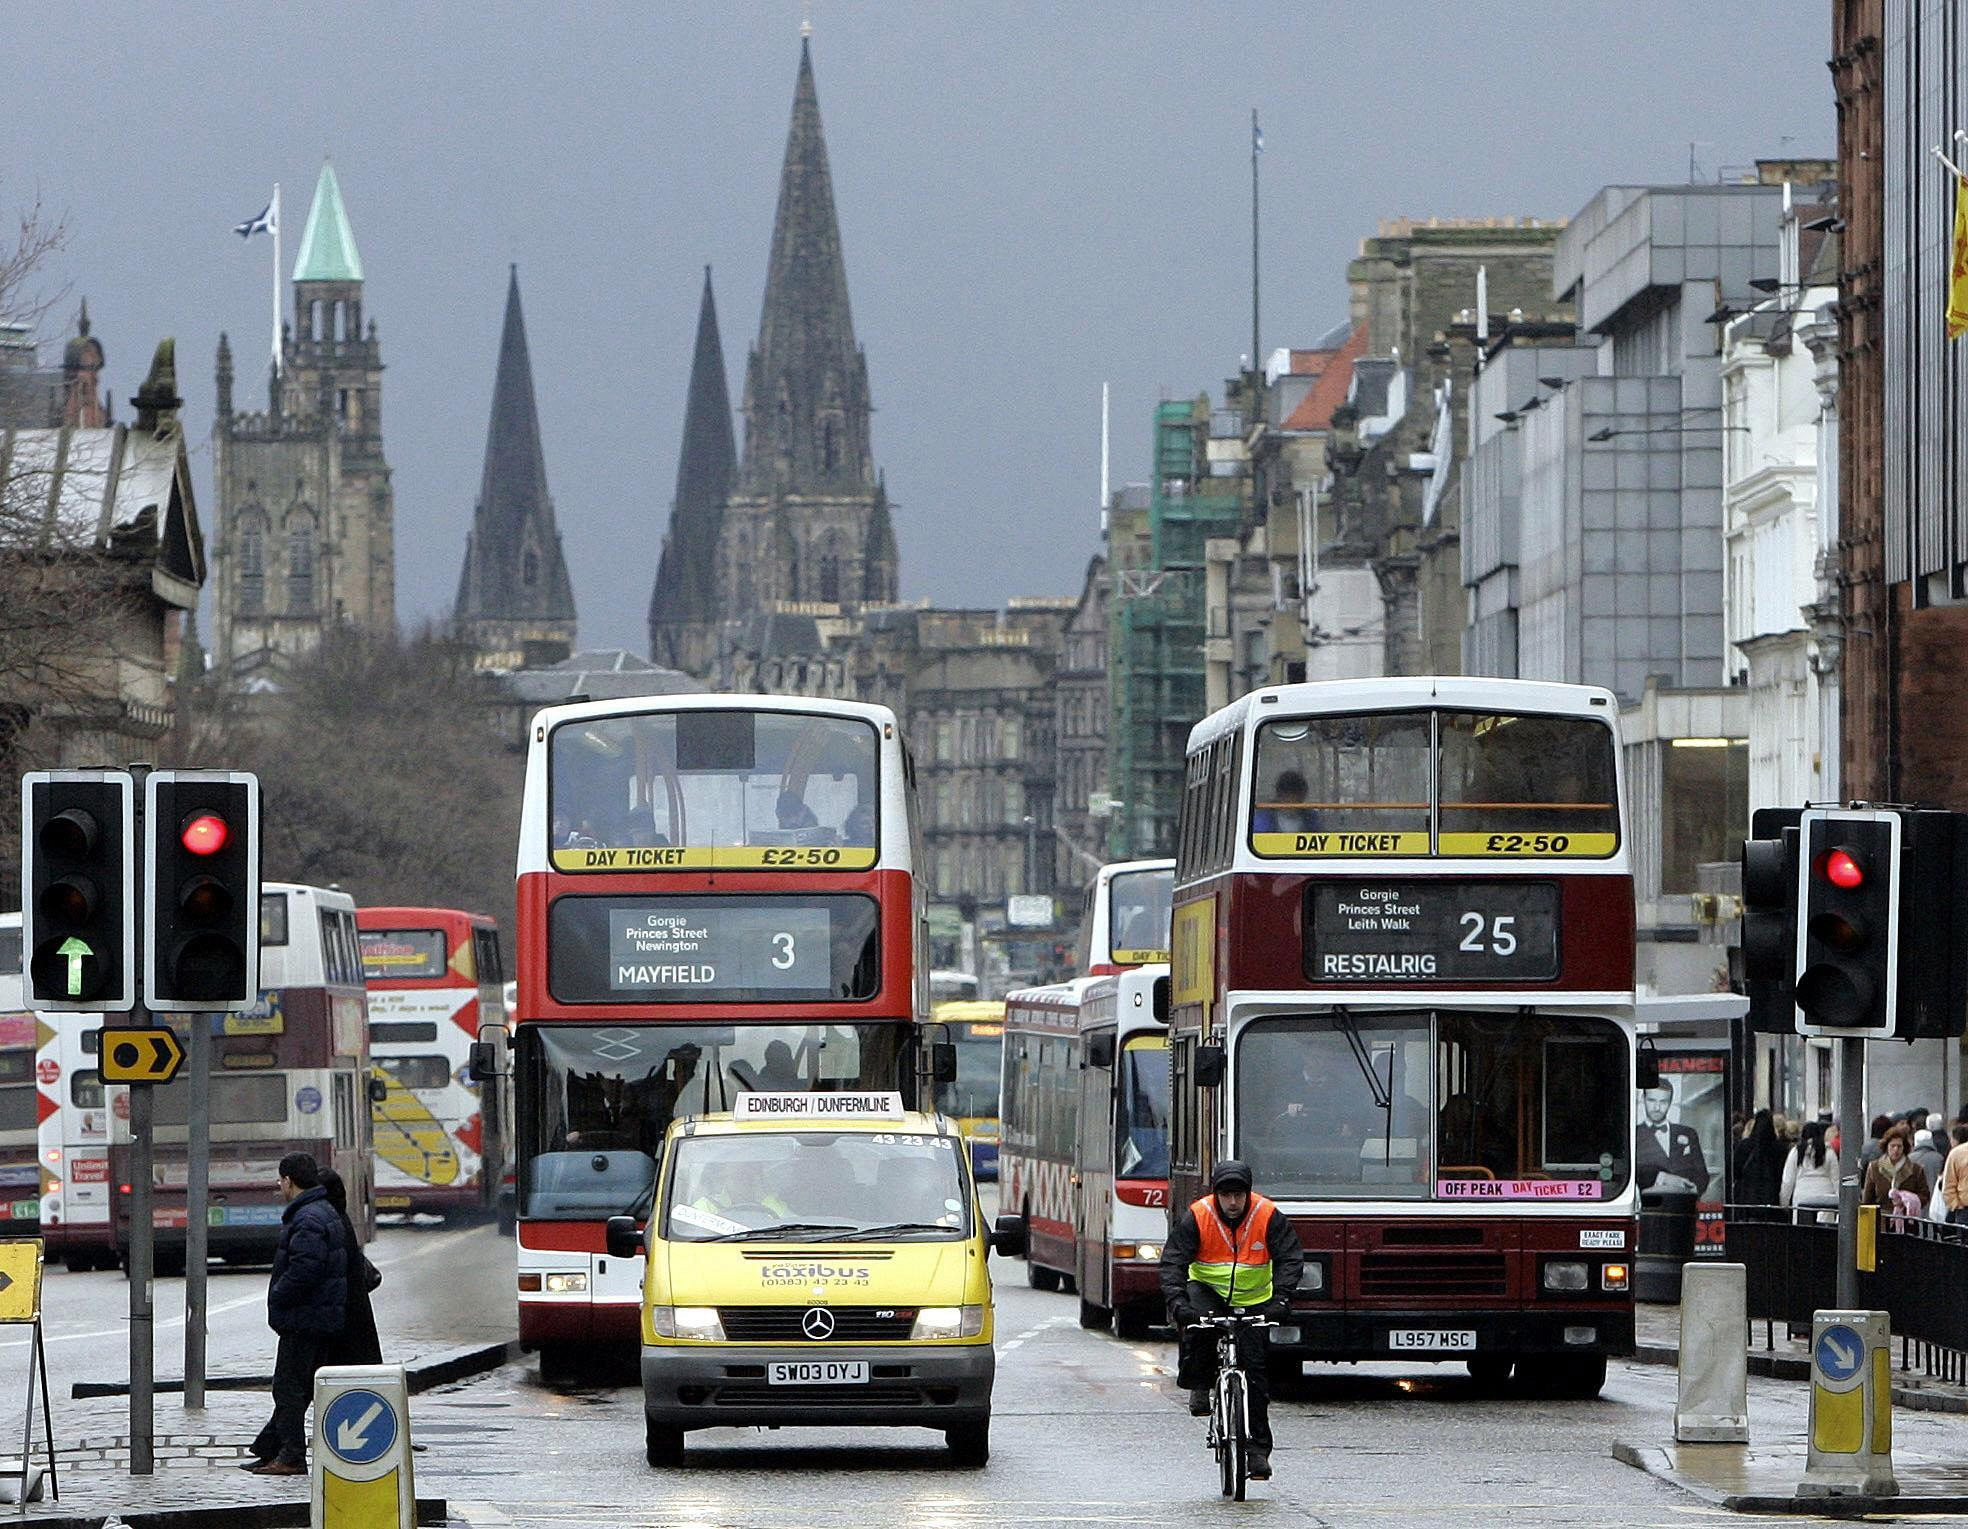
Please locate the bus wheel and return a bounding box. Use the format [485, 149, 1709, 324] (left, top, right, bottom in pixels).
[1114, 1305, 1153, 1340]
[60, 1252, 92, 1275]
[538, 1343, 578, 1385]
[945, 1420, 990, 1466]
[1077, 1296, 1111, 1331]
[1026, 1260, 1062, 1292]
[1465, 1356, 1513, 1394]
[1518, 1354, 1605, 1399]
[644, 1419, 684, 1467]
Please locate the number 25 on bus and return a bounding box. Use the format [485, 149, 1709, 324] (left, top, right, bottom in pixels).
[507, 696, 929, 1369]
[1169, 678, 1641, 1398]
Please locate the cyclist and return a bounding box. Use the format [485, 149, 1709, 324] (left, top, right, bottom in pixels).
[1160, 1159, 1303, 1482]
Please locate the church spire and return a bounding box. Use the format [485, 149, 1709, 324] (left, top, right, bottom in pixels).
[292, 162, 363, 283]
[649, 266, 736, 669]
[738, 38, 872, 496]
[453, 266, 576, 666]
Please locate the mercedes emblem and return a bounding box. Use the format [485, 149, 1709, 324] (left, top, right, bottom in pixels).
[801, 1307, 836, 1340]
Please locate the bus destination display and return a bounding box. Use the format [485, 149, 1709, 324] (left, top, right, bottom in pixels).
[608, 905, 831, 993]
[1306, 881, 1559, 982]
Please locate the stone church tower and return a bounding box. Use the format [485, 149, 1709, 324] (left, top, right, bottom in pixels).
[709, 41, 898, 640]
[453, 266, 577, 668]
[647, 268, 737, 676]
[212, 162, 395, 674]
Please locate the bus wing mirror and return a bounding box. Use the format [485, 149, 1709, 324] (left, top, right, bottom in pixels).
[990, 1214, 1027, 1258]
[1195, 1043, 1226, 1089]
[1086, 1033, 1116, 1070]
[467, 1041, 500, 1083]
[1635, 1038, 1661, 1092]
[1152, 976, 1170, 1023]
[605, 1215, 642, 1260]
[367, 1076, 388, 1105]
[930, 1041, 958, 1085]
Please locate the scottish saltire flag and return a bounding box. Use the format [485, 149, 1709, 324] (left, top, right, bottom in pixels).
[234, 200, 275, 239]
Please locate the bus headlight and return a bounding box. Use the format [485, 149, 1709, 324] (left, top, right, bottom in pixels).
[651, 1306, 725, 1341]
[1542, 1261, 1589, 1292]
[1112, 1242, 1162, 1262]
[911, 1305, 984, 1340]
[1297, 1260, 1327, 1295]
[543, 1273, 588, 1295]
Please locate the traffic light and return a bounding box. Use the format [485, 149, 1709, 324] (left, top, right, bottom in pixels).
[1888, 809, 1968, 1039]
[20, 771, 135, 1010]
[1794, 807, 1900, 1037]
[143, 770, 259, 1010]
[1739, 807, 1801, 1036]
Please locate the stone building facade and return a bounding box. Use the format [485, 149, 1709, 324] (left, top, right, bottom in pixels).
[212, 163, 394, 675]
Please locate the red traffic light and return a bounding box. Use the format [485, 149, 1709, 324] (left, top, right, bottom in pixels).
[179, 813, 230, 856]
[1825, 848, 1865, 890]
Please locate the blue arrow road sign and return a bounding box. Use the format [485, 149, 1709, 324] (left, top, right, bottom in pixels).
[322, 1387, 397, 1466]
[1815, 1324, 1863, 1384]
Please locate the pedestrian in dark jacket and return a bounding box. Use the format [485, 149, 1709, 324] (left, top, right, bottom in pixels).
[1732, 1109, 1783, 1205]
[318, 1169, 383, 1367]
[1158, 1159, 1303, 1482]
[245, 1152, 348, 1474]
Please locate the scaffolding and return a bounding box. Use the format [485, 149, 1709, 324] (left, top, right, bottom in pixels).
[1107, 398, 1247, 858]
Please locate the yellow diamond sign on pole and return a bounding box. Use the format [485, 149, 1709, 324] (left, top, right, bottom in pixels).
[0, 1240, 44, 1324]
[99, 1026, 186, 1085]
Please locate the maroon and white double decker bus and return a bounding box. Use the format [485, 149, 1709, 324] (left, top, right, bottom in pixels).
[1168, 678, 1640, 1397]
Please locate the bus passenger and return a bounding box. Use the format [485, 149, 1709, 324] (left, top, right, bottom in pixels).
[1252, 771, 1314, 835]
[842, 803, 877, 846]
[776, 791, 819, 830]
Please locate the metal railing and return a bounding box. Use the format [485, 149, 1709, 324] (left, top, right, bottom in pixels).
[1727, 1204, 1968, 1384]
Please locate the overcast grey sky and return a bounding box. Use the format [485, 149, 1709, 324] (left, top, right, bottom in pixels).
[0, 3, 1831, 655]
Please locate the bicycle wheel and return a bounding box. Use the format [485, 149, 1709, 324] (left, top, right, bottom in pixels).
[1223, 1369, 1249, 1500]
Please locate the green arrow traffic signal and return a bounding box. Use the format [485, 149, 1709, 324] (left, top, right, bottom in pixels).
[57, 937, 92, 997]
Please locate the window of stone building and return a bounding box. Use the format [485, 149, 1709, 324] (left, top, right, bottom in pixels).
[522, 545, 540, 588]
[238, 511, 268, 617]
[285, 515, 316, 613]
[1659, 737, 1748, 893]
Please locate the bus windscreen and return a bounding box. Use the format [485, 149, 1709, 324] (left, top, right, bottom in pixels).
[1250, 709, 1618, 858]
[548, 710, 879, 871]
[1108, 870, 1173, 961]
[359, 929, 448, 981]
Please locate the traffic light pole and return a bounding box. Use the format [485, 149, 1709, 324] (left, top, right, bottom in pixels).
[182, 1014, 210, 1410]
[1837, 1035, 1864, 1308]
[126, 762, 154, 1476]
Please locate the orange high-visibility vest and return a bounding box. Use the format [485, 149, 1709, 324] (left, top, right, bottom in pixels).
[1186, 1193, 1277, 1306]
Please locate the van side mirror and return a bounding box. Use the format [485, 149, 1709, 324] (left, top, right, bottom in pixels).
[989, 1214, 1027, 1258]
[367, 1076, 388, 1105]
[1086, 1032, 1116, 1069]
[1636, 1038, 1662, 1092]
[1195, 1042, 1226, 1089]
[931, 1041, 958, 1085]
[605, 1215, 643, 1260]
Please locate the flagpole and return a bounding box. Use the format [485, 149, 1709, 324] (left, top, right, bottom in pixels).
[1250, 109, 1261, 375]
[271, 183, 282, 377]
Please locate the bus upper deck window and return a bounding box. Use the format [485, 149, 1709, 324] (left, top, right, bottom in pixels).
[1437, 713, 1619, 849]
[1249, 714, 1430, 851]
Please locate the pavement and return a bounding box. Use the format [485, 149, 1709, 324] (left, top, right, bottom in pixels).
[5, 1219, 514, 1526]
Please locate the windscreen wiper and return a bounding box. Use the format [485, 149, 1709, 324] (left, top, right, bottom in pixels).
[830, 1221, 958, 1241]
[703, 1221, 860, 1242]
[1333, 1007, 1396, 1165]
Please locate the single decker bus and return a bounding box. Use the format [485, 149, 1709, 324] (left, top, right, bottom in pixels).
[932, 998, 1005, 1180]
[358, 907, 509, 1221]
[512, 694, 932, 1376]
[1167, 677, 1641, 1398]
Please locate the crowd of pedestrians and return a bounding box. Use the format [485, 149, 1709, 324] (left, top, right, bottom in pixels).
[1731, 1102, 1968, 1224]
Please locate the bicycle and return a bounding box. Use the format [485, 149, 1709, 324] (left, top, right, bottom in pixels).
[1191, 1312, 1275, 1499]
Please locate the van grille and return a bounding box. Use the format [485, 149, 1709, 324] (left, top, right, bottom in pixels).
[717, 1306, 917, 1342]
[1358, 1251, 1507, 1298]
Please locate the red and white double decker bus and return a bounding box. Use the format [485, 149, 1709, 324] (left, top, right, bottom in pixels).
[512, 695, 929, 1373]
[358, 907, 508, 1220]
[1077, 859, 1173, 975]
[37, 883, 374, 1271]
[1168, 677, 1639, 1397]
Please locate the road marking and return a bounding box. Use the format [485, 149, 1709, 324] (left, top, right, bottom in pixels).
[999, 1314, 1070, 1354]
